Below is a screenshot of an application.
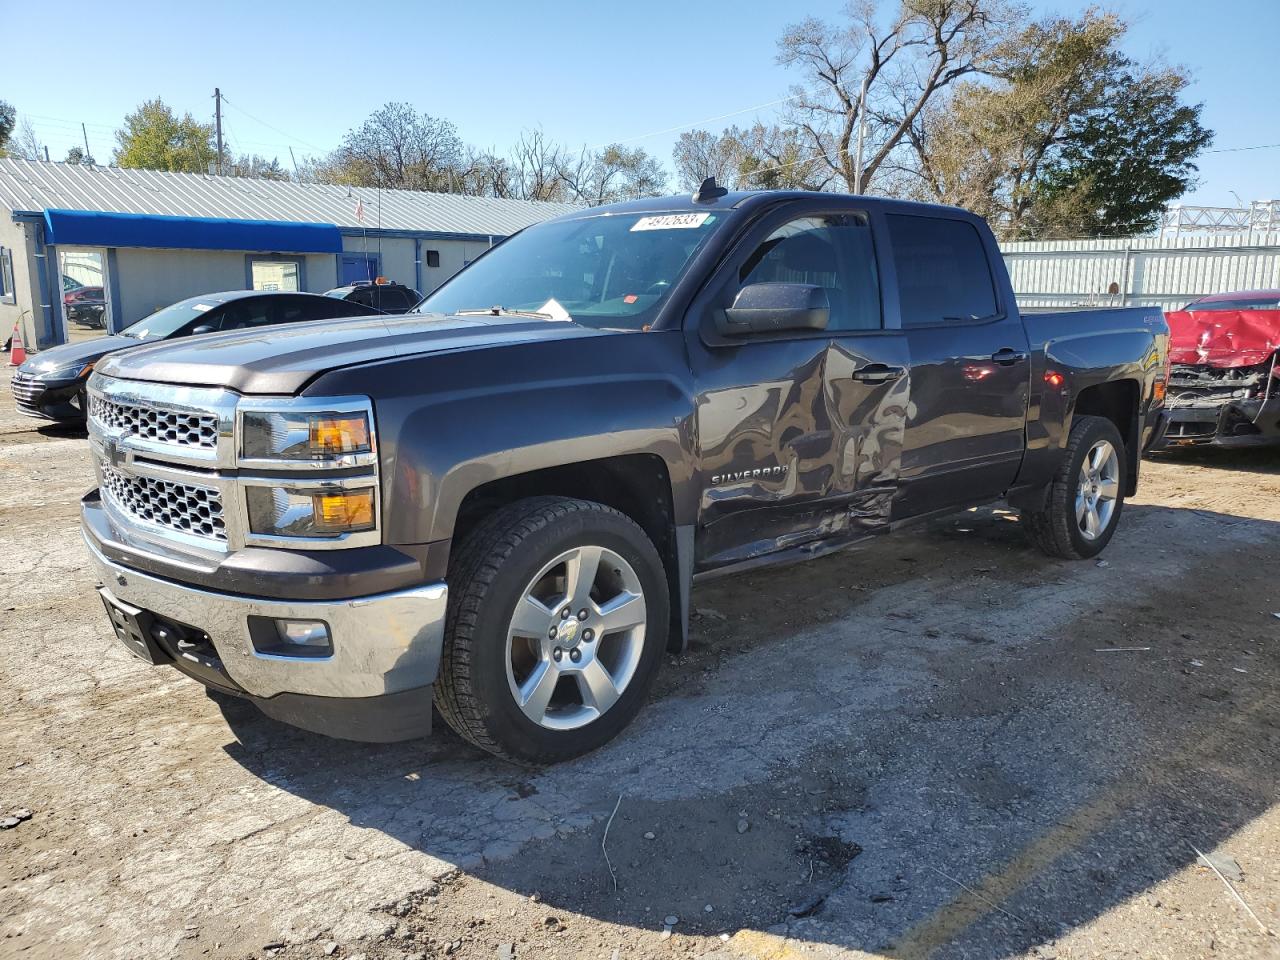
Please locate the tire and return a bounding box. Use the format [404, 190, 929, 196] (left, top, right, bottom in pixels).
[1022, 415, 1126, 560]
[434, 496, 670, 764]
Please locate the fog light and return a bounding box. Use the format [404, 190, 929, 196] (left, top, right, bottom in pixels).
[276, 619, 331, 648]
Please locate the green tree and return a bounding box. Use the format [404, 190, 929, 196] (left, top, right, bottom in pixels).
[907, 10, 1211, 238]
[0, 101, 14, 157]
[1034, 65, 1212, 236]
[113, 98, 215, 173]
[65, 146, 96, 165]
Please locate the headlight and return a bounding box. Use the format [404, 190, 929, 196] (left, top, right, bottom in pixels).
[240, 409, 372, 462]
[236, 397, 380, 549]
[245, 485, 376, 539]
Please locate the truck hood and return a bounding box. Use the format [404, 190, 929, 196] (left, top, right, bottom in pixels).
[1165, 308, 1280, 368]
[96, 313, 609, 394]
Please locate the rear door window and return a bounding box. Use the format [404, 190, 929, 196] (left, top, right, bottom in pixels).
[887, 215, 999, 326]
[271, 297, 312, 326]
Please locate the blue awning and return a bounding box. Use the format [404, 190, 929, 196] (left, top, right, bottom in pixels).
[42, 209, 343, 254]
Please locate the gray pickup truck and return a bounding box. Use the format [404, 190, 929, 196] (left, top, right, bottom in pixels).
[82, 184, 1169, 763]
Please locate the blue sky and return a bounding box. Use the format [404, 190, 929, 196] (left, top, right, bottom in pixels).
[2, 0, 1276, 206]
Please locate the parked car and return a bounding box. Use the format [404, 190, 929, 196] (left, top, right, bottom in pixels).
[82, 184, 1169, 763]
[325, 280, 422, 314]
[64, 281, 107, 328]
[11, 290, 374, 423]
[1151, 289, 1280, 449]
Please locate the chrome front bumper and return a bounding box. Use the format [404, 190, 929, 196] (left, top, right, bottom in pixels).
[85, 533, 448, 700]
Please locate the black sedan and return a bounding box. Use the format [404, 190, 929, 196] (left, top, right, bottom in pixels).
[11, 290, 373, 423]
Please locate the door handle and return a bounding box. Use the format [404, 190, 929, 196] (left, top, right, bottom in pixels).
[851, 363, 905, 383]
[991, 348, 1028, 366]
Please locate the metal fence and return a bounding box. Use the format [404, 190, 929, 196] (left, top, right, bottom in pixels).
[1000, 233, 1280, 310]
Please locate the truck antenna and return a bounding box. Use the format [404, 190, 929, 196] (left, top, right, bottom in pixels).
[693, 176, 728, 203]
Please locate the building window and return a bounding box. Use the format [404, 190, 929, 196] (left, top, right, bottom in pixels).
[425, 249, 440, 268]
[247, 256, 304, 292]
[0, 247, 14, 304]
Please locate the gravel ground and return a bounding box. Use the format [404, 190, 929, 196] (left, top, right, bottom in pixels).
[1, 363, 1278, 960]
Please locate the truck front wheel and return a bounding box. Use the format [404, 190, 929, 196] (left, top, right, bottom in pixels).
[1021, 415, 1126, 560]
[435, 496, 670, 764]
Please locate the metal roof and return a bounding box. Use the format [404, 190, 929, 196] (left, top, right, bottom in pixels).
[0, 158, 580, 237]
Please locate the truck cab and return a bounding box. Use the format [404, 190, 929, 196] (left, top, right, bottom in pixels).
[82, 186, 1168, 763]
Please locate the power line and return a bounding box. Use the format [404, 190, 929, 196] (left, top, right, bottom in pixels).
[1204, 142, 1280, 154]
[218, 96, 329, 154]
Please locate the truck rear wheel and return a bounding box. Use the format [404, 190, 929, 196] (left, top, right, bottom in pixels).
[1022, 414, 1126, 560]
[435, 496, 669, 764]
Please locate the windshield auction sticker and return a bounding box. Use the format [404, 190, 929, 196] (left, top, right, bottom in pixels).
[631, 213, 712, 231]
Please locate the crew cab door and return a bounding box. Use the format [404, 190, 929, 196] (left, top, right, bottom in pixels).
[884, 212, 1030, 519]
[687, 202, 908, 571]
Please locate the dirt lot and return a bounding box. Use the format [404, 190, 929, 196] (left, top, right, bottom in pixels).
[1, 362, 1278, 960]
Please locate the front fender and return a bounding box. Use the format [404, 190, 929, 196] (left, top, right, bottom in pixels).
[307, 330, 698, 546]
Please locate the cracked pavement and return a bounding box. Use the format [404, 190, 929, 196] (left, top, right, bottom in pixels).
[1, 364, 1278, 960]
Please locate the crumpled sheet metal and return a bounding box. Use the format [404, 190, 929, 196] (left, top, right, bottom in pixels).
[1166, 308, 1280, 368]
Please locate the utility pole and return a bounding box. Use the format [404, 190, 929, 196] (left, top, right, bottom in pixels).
[214, 87, 224, 176]
[81, 123, 92, 164]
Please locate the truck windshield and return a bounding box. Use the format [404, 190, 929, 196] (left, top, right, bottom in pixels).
[414, 211, 726, 330]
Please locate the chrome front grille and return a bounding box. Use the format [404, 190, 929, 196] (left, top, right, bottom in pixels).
[99, 459, 228, 542]
[89, 394, 219, 449]
[10, 372, 42, 407]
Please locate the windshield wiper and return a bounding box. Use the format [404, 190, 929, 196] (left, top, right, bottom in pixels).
[454, 306, 552, 320]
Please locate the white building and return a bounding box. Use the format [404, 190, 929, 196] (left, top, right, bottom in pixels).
[0, 159, 578, 352]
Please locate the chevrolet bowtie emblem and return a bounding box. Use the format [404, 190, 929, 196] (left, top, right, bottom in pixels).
[103, 436, 131, 469]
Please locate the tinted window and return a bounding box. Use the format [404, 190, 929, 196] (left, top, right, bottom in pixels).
[739, 214, 881, 331]
[270, 297, 314, 326]
[217, 298, 275, 331]
[887, 215, 998, 326]
[375, 287, 415, 312]
[348, 287, 378, 309]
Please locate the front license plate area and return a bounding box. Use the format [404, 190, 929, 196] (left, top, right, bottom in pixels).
[99, 589, 167, 665]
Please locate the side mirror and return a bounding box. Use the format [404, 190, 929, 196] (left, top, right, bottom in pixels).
[719, 283, 829, 336]
[190, 324, 216, 336]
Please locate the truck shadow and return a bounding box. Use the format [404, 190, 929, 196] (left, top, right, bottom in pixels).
[217, 501, 1279, 957]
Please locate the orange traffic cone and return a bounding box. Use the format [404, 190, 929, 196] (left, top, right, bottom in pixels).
[8, 322, 26, 366]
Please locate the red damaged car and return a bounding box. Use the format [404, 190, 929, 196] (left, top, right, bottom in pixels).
[1153, 290, 1280, 449]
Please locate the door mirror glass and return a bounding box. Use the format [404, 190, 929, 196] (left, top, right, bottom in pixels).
[720, 283, 830, 335]
[189, 324, 216, 336]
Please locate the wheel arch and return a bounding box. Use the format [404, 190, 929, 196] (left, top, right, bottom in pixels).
[1070, 378, 1141, 496]
[451, 454, 691, 653]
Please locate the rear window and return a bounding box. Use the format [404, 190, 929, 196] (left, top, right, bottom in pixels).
[887, 215, 999, 326]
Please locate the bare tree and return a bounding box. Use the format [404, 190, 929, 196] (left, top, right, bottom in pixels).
[324, 102, 465, 190]
[457, 148, 516, 198]
[673, 124, 833, 191]
[672, 129, 743, 189]
[561, 144, 667, 204]
[11, 117, 44, 161]
[508, 127, 571, 201]
[777, 0, 1022, 193]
